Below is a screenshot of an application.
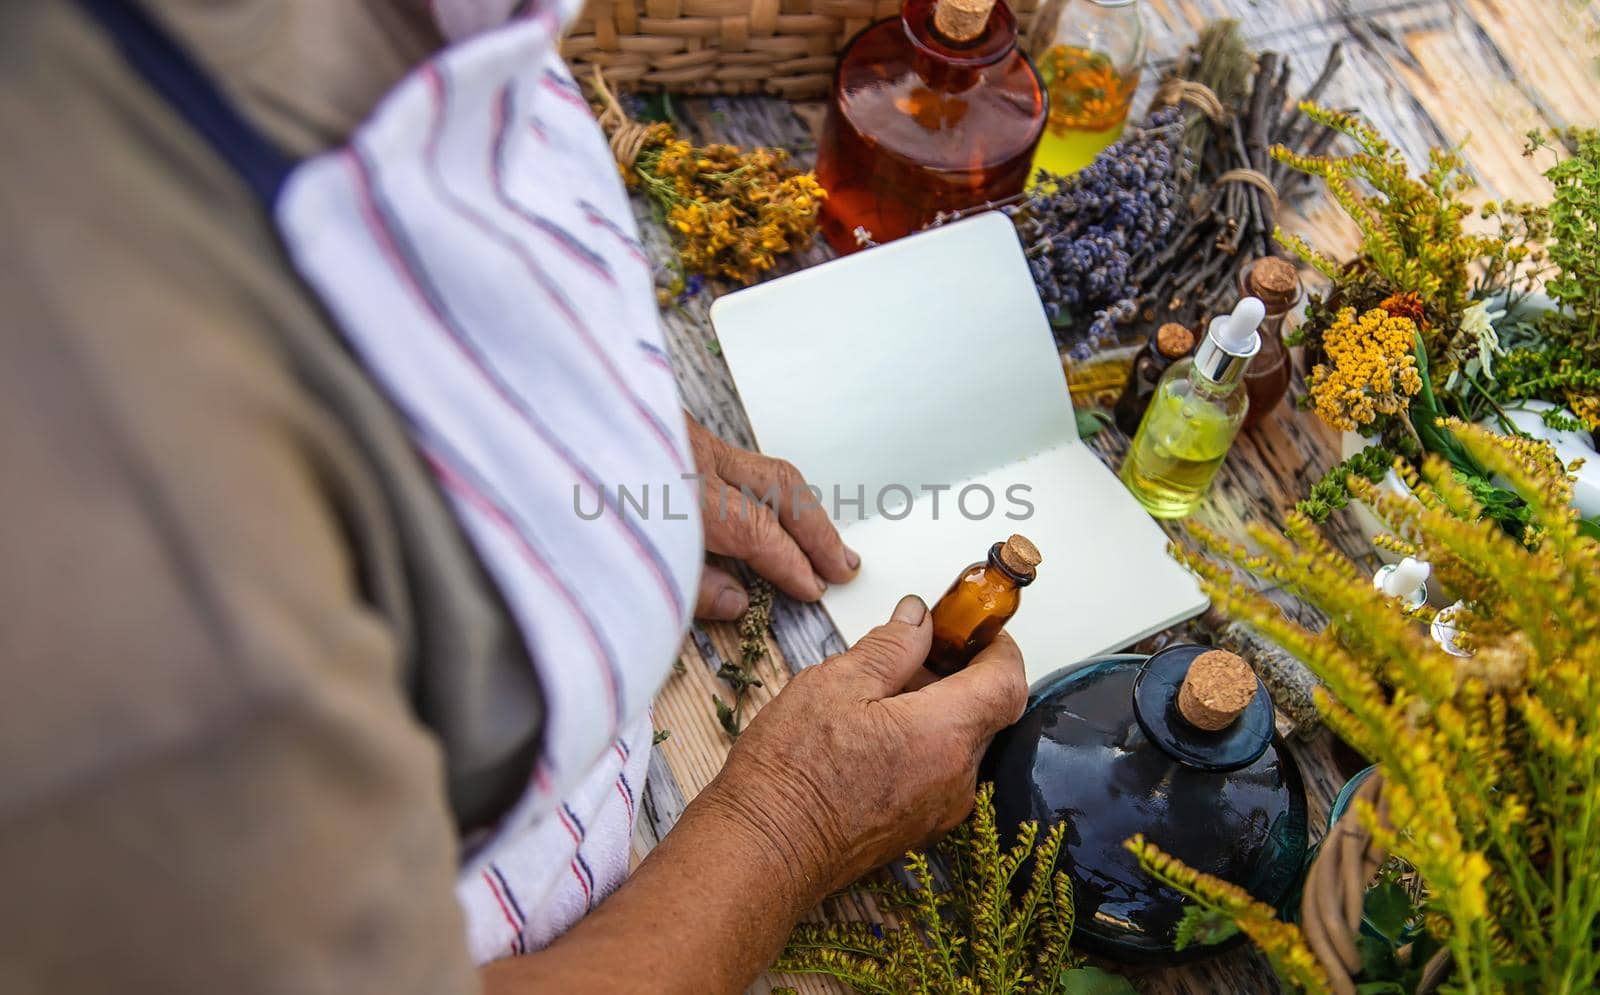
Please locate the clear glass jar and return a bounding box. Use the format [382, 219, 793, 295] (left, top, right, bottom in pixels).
[1026, 0, 1145, 179]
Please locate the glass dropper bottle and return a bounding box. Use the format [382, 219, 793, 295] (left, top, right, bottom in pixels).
[1121, 297, 1264, 518]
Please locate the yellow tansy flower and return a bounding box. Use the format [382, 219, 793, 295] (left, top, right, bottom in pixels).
[1309, 306, 1424, 431]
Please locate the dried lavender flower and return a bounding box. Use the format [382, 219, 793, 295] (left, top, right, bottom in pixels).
[1009, 108, 1189, 357]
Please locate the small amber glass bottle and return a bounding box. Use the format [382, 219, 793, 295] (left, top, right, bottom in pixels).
[1112, 320, 1196, 435]
[814, 0, 1047, 252]
[1237, 256, 1302, 430]
[926, 534, 1041, 676]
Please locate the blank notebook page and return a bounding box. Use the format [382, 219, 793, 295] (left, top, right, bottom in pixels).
[711, 213, 1207, 684]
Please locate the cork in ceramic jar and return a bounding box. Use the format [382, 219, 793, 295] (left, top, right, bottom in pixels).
[1177, 649, 1257, 732]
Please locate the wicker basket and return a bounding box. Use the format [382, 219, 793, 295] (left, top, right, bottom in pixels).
[1302, 770, 1452, 995]
[563, 0, 1042, 99]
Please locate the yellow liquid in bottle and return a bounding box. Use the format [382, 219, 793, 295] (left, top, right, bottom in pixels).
[1028, 45, 1138, 183]
[1120, 387, 1238, 519]
[1030, 121, 1126, 183]
[1065, 346, 1137, 406]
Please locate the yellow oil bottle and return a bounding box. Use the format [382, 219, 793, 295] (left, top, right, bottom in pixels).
[1121, 298, 1265, 518]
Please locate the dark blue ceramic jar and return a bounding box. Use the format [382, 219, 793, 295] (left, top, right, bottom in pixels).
[984, 645, 1309, 963]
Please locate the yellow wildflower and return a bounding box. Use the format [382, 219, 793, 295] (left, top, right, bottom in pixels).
[1127, 836, 1331, 992]
[619, 117, 825, 287]
[1568, 390, 1600, 429]
[1309, 306, 1424, 430]
[1151, 423, 1600, 992]
[1378, 290, 1426, 327]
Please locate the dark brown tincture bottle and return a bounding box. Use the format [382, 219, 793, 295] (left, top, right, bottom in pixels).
[814, 0, 1047, 253]
[1112, 321, 1196, 435]
[1238, 256, 1302, 430]
[926, 534, 1041, 676]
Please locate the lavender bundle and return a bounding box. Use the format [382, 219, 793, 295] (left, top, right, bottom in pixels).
[1008, 108, 1188, 357]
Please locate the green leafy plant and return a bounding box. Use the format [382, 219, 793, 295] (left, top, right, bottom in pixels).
[1498, 128, 1600, 429]
[1297, 444, 1397, 523]
[1075, 407, 1112, 440]
[1538, 128, 1600, 341]
[776, 784, 1135, 995]
[1172, 905, 1240, 951]
[1347, 869, 1446, 995]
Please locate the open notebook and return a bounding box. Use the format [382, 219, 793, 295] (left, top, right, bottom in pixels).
[710, 213, 1207, 684]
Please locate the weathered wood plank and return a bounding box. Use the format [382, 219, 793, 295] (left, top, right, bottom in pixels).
[621, 2, 1600, 992]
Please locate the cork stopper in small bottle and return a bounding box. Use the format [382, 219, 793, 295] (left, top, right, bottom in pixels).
[997, 533, 1041, 579]
[1246, 257, 1301, 313]
[1176, 650, 1257, 732]
[933, 0, 996, 43]
[1155, 322, 1196, 359]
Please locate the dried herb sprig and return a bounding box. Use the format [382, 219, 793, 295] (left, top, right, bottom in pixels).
[592, 72, 824, 288]
[1010, 107, 1188, 357]
[1165, 20, 1254, 162]
[776, 784, 1135, 995]
[1132, 30, 1344, 333]
[710, 578, 773, 738]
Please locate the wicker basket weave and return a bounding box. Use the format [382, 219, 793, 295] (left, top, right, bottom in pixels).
[563, 0, 1043, 99]
[1302, 770, 1451, 995]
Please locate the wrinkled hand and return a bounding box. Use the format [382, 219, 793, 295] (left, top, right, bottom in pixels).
[687, 417, 858, 619]
[698, 595, 1028, 899]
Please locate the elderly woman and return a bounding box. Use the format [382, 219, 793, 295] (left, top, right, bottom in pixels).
[0, 1, 1026, 992]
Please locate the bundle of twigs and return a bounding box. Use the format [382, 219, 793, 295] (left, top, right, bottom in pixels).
[1132, 28, 1345, 330]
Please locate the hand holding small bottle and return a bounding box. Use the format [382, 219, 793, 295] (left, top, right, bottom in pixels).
[926, 534, 1040, 676]
[700, 594, 1027, 895]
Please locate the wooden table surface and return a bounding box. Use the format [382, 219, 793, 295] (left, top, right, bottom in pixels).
[624, 3, 1600, 992]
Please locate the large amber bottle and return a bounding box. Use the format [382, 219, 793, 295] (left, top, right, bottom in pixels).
[815, 0, 1047, 253]
[926, 534, 1041, 676]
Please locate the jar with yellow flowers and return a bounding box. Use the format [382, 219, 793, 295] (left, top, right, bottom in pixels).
[1027, 0, 1145, 180]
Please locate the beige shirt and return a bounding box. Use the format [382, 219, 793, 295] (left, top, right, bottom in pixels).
[0, 3, 549, 991]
